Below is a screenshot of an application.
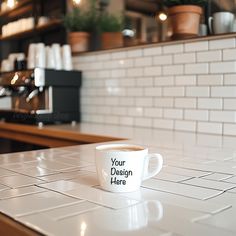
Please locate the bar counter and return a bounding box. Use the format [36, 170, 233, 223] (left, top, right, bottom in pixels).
[0, 122, 236, 235]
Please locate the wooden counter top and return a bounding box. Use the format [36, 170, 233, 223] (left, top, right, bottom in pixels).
[0, 122, 123, 148]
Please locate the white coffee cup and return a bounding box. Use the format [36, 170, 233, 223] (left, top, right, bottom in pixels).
[21, 18, 29, 31]
[38, 16, 49, 26]
[46, 46, 55, 69]
[35, 43, 46, 68]
[209, 12, 235, 34]
[8, 53, 24, 71]
[95, 144, 163, 193]
[231, 19, 236, 32]
[199, 23, 207, 36]
[52, 44, 62, 70]
[1, 59, 11, 72]
[27, 17, 35, 30]
[27, 43, 37, 69]
[62, 44, 73, 71]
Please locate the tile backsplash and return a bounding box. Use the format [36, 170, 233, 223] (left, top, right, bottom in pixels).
[73, 36, 236, 135]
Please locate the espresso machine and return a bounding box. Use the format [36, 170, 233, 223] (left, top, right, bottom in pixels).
[0, 68, 81, 124]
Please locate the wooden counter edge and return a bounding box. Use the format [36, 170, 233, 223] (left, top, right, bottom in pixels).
[0, 122, 124, 147]
[0, 212, 42, 236]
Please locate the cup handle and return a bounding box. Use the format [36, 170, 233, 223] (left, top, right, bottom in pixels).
[208, 16, 213, 34]
[142, 153, 163, 181]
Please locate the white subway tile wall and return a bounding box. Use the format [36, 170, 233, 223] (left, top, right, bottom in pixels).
[74, 37, 236, 135]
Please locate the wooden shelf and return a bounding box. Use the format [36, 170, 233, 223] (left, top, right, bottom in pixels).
[0, 20, 63, 41]
[0, 0, 32, 18]
[35, 19, 63, 34]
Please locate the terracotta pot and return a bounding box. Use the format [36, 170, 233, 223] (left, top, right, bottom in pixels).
[168, 5, 203, 39]
[101, 32, 123, 50]
[68, 32, 90, 53]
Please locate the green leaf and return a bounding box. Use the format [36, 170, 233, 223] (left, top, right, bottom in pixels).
[63, 0, 98, 32]
[98, 13, 123, 32]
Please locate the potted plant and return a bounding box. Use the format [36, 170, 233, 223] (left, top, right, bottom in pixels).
[98, 13, 124, 50]
[164, 0, 206, 39]
[64, 7, 95, 53]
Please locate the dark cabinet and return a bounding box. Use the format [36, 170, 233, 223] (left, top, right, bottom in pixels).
[0, 137, 46, 154]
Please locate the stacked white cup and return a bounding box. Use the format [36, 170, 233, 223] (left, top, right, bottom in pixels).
[35, 43, 46, 68]
[27, 44, 37, 69]
[52, 44, 62, 70]
[46, 46, 55, 69]
[1, 53, 26, 72]
[2, 17, 34, 37]
[62, 45, 73, 71]
[1, 59, 11, 72]
[26, 43, 73, 71]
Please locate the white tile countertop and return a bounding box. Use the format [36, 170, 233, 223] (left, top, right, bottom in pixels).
[0, 123, 236, 235]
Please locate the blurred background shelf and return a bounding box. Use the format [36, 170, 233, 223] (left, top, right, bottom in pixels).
[0, 0, 67, 61]
[0, 20, 63, 41]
